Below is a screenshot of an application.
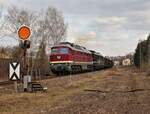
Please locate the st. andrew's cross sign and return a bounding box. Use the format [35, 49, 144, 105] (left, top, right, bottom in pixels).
[9, 62, 20, 81]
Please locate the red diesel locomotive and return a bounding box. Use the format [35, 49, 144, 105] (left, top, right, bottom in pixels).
[50, 42, 93, 74]
[49, 42, 113, 75]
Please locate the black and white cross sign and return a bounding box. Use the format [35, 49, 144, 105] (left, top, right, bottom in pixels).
[9, 62, 20, 80]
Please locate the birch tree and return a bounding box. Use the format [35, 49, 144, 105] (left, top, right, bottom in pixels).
[34, 7, 67, 75]
[36, 7, 67, 47]
[3, 6, 38, 41]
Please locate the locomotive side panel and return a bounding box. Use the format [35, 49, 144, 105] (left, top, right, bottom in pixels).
[72, 50, 93, 71]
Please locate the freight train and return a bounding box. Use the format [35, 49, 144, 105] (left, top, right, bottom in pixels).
[49, 42, 113, 75]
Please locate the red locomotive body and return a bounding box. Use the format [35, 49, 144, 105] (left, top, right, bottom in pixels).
[50, 42, 93, 74]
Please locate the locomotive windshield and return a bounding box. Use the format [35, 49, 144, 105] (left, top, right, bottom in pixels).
[51, 48, 69, 54]
[59, 48, 68, 54]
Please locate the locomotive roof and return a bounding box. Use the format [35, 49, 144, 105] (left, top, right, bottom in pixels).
[89, 50, 102, 56]
[53, 42, 91, 54]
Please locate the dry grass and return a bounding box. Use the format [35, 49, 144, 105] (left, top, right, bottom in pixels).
[0, 67, 149, 114]
[0, 69, 112, 113]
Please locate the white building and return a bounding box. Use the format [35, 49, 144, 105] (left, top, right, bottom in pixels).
[122, 58, 131, 66]
[114, 61, 120, 66]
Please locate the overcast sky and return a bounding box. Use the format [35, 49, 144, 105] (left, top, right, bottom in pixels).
[0, 0, 150, 56]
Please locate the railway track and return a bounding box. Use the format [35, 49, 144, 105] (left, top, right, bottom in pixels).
[0, 70, 103, 86]
[0, 81, 13, 86]
[0, 75, 57, 86]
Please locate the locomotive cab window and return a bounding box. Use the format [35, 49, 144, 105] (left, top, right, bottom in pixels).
[51, 48, 59, 54]
[59, 48, 69, 54]
[51, 48, 69, 54]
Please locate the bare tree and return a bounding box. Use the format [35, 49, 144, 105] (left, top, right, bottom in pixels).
[36, 7, 67, 47]
[0, 47, 5, 58]
[3, 6, 38, 41]
[3, 6, 67, 52]
[0, 5, 9, 39]
[33, 7, 67, 76]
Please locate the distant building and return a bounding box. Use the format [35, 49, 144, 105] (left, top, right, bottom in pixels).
[114, 61, 120, 66]
[122, 58, 131, 66]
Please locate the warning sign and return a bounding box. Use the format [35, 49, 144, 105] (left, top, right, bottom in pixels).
[9, 62, 20, 81]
